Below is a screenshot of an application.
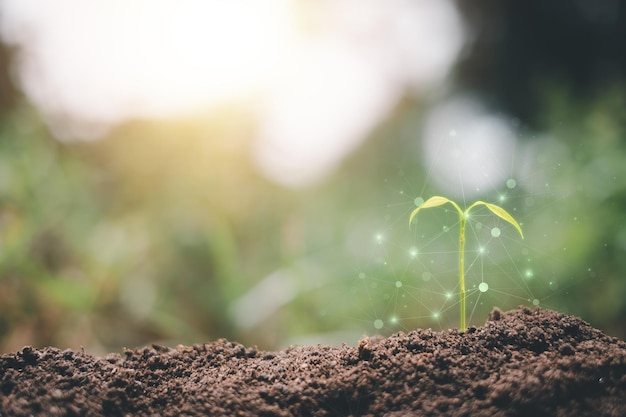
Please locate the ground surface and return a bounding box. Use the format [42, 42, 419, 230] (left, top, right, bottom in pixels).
[1, 307, 625, 416]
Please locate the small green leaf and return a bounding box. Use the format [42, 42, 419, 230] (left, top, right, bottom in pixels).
[419, 195, 453, 209]
[409, 196, 461, 227]
[470, 201, 524, 238]
[408, 195, 525, 331]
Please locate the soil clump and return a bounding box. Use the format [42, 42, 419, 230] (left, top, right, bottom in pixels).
[1, 307, 625, 416]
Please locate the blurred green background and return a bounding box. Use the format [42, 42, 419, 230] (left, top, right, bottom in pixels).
[0, 1, 625, 353]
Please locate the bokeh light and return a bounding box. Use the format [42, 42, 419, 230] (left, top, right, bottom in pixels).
[0, 0, 463, 186]
[0, 1, 625, 353]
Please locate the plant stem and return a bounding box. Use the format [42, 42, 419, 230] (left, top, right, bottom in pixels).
[459, 212, 467, 332]
[409, 197, 522, 332]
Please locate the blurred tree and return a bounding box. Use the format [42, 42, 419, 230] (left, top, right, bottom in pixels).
[0, 42, 19, 116]
[455, 0, 626, 128]
[1, 1, 626, 353]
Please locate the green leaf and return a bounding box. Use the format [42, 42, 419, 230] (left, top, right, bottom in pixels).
[409, 196, 461, 227]
[469, 201, 524, 238]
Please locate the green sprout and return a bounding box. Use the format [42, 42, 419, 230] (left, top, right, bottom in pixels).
[409, 196, 524, 331]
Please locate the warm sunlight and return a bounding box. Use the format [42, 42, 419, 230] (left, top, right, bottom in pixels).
[1, 0, 464, 186]
[124, 0, 294, 115]
[0, 0, 295, 124]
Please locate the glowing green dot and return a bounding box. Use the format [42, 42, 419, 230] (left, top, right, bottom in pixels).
[491, 227, 501, 238]
[409, 247, 418, 258]
[414, 197, 424, 207]
[432, 312, 440, 319]
[390, 316, 398, 324]
[478, 282, 489, 293]
[445, 292, 452, 299]
[524, 269, 533, 279]
[375, 234, 383, 244]
[373, 319, 384, 329]
[395, 281, 402, 288]
[532, 298, 540, 306]
[506, 179, 517, 189]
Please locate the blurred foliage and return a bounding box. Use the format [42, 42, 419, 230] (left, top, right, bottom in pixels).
[1, 85, 625, 354]
[1, 2, 626, 353]
[456, 0, 626, 128]
[537, 86, 626, 337]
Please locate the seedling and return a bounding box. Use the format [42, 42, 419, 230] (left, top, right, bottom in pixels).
[409, 196, 523, 331]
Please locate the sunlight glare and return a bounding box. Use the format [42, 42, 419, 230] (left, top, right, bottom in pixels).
[0, 0, 294, 128]
[422, 96, 518, 199]
[132, 0, 293, 115]
[1, 0, 464, 187]
[254, 40, 399, 187]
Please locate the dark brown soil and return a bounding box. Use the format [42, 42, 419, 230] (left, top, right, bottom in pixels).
[1, 307, 625, 417]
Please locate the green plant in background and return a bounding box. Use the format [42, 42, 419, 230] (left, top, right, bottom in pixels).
[409, 196, 524, 331]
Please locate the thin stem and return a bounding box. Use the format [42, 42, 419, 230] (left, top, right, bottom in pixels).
[409, 197, 522, 332]
[459, 212, 467, 332]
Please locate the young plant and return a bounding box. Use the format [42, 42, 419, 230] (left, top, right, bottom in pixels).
[409, 196, 524, 331]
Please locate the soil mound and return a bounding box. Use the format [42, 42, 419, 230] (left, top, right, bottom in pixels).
[1, 307, 625, 416]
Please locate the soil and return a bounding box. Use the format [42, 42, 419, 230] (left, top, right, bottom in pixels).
[1, 307, 625, 417]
